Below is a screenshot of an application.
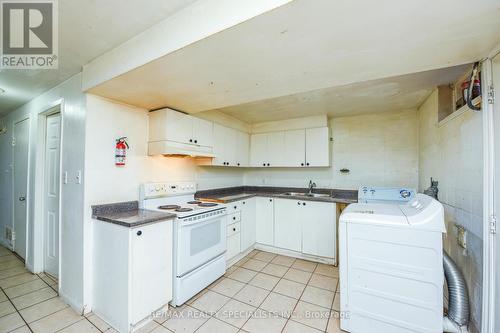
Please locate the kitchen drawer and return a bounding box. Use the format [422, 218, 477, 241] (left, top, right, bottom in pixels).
[227, 212, 241, 224]
[228, 202, 241, 213]
[226, 233, 241, 261]
[227, 221, 241, 237]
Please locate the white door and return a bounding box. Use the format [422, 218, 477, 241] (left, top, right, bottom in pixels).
[492, 52, 500, 333]
[306, 127, 330, 167]
[250, 133, 267, 167]
[44, 113, 61, 277]
[240, 198, 256, 251]
[302, 201, 336, 258]
[267, 131, 285, 167]
[192, 117, 213, 148]
[13, 118, 30, 260]
[255, 197, 274, 245]
[274, 199, 302, 252]
[284, 129, 306, 167]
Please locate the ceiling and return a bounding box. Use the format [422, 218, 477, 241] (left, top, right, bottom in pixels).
[212, 65, 470, 123]
[0, 0, 197, 115]
[87, 0, 500, 116]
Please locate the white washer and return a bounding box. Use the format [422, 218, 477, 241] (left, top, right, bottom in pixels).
[339, 191, 445, 333]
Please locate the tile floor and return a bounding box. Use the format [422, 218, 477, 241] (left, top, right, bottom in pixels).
[0, 246, 345, 333]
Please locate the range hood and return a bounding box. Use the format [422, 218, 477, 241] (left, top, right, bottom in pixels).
[148, 140, 215, 157]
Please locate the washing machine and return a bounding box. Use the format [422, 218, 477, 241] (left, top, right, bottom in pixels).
[339, 187, 445, 333]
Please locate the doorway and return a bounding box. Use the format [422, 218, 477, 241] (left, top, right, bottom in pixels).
[43, 112, 61, 278]
[13, 117, 30, 260]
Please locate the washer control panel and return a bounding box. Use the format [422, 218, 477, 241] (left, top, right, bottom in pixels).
[358, 186, 416, 203]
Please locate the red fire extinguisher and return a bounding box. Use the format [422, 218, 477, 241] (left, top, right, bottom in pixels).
[115, 137, 129, 166]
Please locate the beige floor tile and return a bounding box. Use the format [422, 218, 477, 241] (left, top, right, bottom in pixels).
[270, 255, 295, 267]
[224, 265, 238, 277]
[191, 290, 229, 314]
[261, 264, 288, 278]
[242, 309, 287, 333]
[216, 299, 256, 328]
[234, 257, 249, 267]
[9, 325, 31, 333]
[248, 273, 279, 291]
[86, 313, 110, 331]
[0, 272, 38, 289]
[283, 268, 312, 284]
[11, 287, 57, 310]
[332, 293, 340, 311]
[283, 320, 323, 333]
[233, 285, 270, 307]
[314, 264, 339, 278]
[30, 307, 82, 333]
[228, 267, 258, 283]
[291, 301, 329, 331]
[0, 291, 6, 302]
[197, 317, 238, 333]
[58, 319, 101, 332]
[0, 259, 24, 271]
[301, 286, 335, 308]
[150, 325, 171, 333]
[259, 292, 297, 318]
[252, 252, 276, 263]
[248, 250, 261, 258]
[308, 274, 338, 292]
[0, 312, 25, 333]
[19, 297, 68, 323]
[39, 274, 58, 287]
[162, 305, 209, 333]
[0, 266, 29, 280]
[326, 312, 344, 333]
[0, 300, 16, 317]
[4, 279, 47, 298]
[134, 320, 160, 333]
[0, 255, 18, 263]
[242, 259, 267, 272]
[186, 289, 208, 306]
[292, 260, 317, 273]
[273, 279, 305, 299]
[210, 277, 245, 297]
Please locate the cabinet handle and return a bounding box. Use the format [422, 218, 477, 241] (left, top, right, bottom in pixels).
[269, 199, 272, 202]
[297, 202, 301, 205]
[303, 202, 306, 206]
[237, 163, 240, 166]
[136, 230, 142, 236]
[262, 163, 266, 166]
[306, 162, 310, 166]
[233, 206, 237, 209]
[194, 139, 198, 143]
[233, 227, 236, 231]
[233, 216, 236, 220]
[243, 201, 245, 204]
[301, 163, 304, 166]
[189, 139, 193, 142]
[267, 163, 270, 166]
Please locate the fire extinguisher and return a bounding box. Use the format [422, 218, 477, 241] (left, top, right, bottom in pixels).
[115, 137, 129, 166]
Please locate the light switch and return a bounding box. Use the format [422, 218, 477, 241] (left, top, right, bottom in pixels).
[63, 171, 68, 184]
[76, 170, 82, 184]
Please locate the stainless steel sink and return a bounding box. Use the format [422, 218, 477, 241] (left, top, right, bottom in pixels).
[282, 192, 331, 198]
[282, 192, 309, 196]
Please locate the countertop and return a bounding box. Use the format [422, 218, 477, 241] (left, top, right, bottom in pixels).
[195, 186, 358, 204]
[91, 201, 176, 227]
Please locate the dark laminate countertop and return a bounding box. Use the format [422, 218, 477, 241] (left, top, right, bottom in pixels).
[91, 201, 176, 227]
[195, 186, 358, 204]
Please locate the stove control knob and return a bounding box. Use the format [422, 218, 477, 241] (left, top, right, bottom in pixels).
[400, 190, 411, 198]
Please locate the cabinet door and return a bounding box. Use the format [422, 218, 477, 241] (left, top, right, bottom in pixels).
[305, 127, 330, 167]
[250, 133, 268, 167]
[267, 131, 286, 167]
[255, 197, 274, 246]
[212, 123, 227, 166]
[225, 127, 238, 166]
[149, 109, 192, 144]
[226, 233, 241, 261]
[302, 201, 336, 258]
[274, 199, 302, 252]
[236, 131, 250, 167]
[192, 117, 213, 148]
[130, 221, 172, 324]
[240, 198, 256, 251]
[284, 129, 306, 167]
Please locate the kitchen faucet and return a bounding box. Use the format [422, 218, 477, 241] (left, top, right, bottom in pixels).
[308, 180, 316, 194]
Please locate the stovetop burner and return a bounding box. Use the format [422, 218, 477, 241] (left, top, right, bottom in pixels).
[158, 205, 181, 210]
[175, 207, 194, 212]
[198, 202, 218, 207]
[187, 200, 202, 204]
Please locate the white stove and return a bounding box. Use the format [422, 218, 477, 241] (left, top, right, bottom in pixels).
[140, 182, 227, 306]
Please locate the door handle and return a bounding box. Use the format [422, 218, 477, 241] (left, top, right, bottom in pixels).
[19, 196, 26, 202]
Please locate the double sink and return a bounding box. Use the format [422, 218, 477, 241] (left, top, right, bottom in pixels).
[282, 192, 332, 198]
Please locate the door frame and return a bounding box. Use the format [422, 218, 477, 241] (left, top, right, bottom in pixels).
[32, 99, 64, 282]
[12, 114, 31, 261]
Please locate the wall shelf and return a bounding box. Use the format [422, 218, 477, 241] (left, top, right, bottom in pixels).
[438, 96, 481, 127]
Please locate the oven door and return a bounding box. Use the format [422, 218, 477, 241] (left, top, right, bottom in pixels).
[176, 210, 226, 277]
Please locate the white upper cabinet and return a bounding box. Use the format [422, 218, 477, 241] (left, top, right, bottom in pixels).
[283, 129, 306, 167]
[305, 127, 330, 167]
[250, 133, 268, 167]
[204, 123, 248, 167]
[236, 131, 250, 167]
[192, 117, 214, 148]
[267, 131, 285, 167]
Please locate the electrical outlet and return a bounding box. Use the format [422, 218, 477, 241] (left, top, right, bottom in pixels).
[456, 225, 467, 249]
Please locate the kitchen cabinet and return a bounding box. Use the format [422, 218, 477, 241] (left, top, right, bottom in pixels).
[240, 198, 256, 251]
[302, 201, 336, 258]
[226, 221, 241, 261]
[202, 124, 249, 167]
[284, 129, 306, 167]
[274, 199, 302, 252]
[256, 197, 275, 246]
[250, 133, 268, 167]
[250, 131, 285, 167]
[149, 108, 213, 148]
[305, 127, 329, 167]
[93, 219, 173, 333]
[236, 131, 250, 167]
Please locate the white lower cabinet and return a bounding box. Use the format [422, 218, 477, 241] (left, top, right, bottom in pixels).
[274, 199, 302, 252]
[93, 219, 173, 333]
[240, 198, 256, 251]
[302, 201, 337, 258]
[256, 197, 275, 246]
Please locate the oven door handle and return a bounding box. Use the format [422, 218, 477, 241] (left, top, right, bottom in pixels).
[180, 216, 225, 227]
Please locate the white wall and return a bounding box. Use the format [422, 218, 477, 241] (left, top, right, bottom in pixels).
[244, 110, 419, 190]
[0, 74, 86, 312]
[418, 89, 483, 333]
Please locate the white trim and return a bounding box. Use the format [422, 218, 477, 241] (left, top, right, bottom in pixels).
[481, 58, 495, 333]
[254, 243, 336, 265]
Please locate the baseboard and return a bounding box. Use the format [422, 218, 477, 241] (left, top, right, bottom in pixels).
[254, 243, 336, 266]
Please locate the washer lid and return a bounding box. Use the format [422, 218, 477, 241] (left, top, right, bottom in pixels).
[340, 203, 409, 226]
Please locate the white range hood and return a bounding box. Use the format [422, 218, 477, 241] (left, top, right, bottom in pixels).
[148, 140, 215, 157]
